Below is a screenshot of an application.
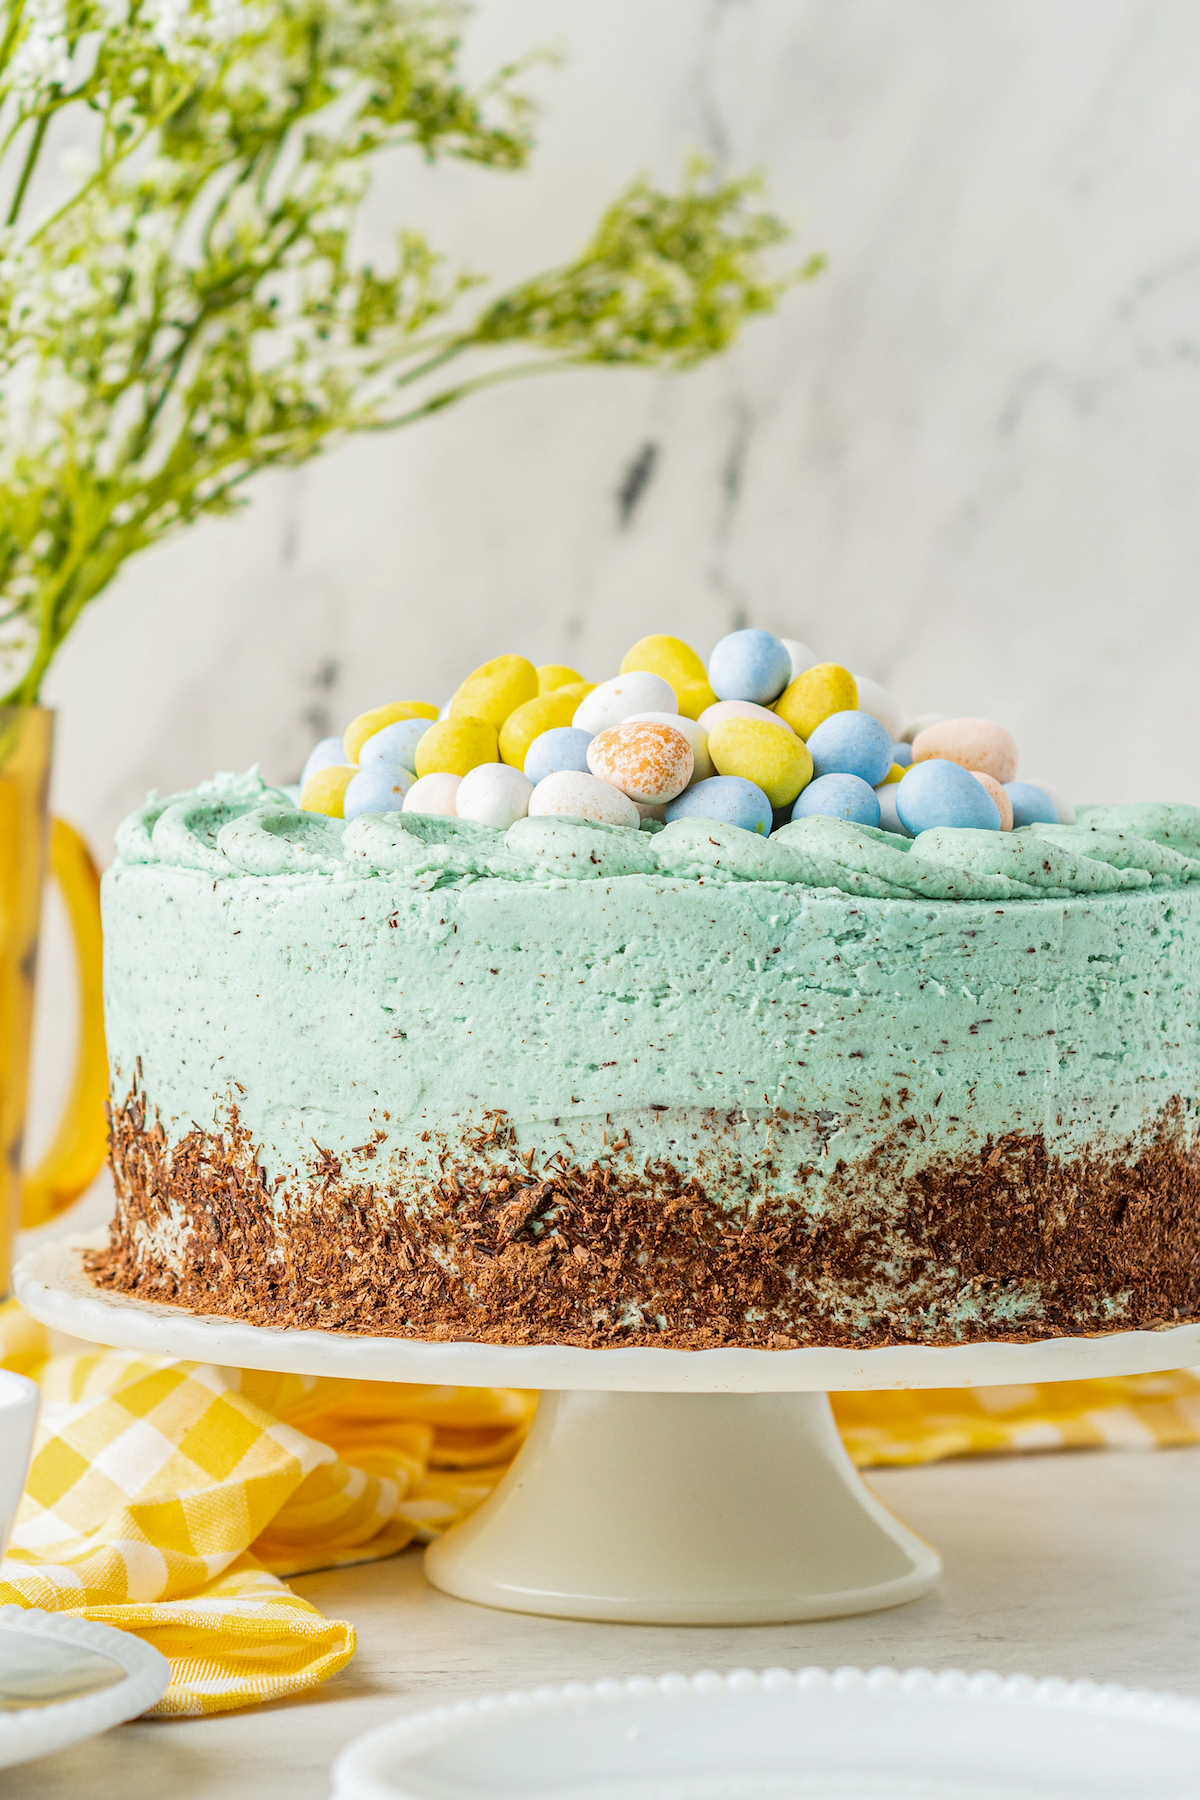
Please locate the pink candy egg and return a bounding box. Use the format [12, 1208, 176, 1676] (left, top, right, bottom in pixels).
[586, 721, 694, 804]
[971, 770, 1013, 831]
[527, 770, 640, 828]
[912, 717, 1018, 784]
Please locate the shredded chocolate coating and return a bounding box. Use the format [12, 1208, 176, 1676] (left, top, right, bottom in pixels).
[86, 1081, 1200, 1349]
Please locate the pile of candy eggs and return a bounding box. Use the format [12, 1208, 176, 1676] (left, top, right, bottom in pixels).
[299, 631, 1074, 840]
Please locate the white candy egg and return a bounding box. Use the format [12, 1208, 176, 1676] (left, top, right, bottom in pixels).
[402, 772, 461, 816]
[900, 711, 947, 745]
[698, 699, 795, 736]
[455, 762, 534, 828]
[780, 638, 819, 682]
[624, 710, 714, 782]
[527, 770, 640, 828]
[852, 675, 905, 743]
[572, 672, 677, 735]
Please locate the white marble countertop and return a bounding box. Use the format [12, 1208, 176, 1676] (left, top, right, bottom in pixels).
[6, 1443, 1199, 1799]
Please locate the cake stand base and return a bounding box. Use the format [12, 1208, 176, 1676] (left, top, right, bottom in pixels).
[17, 1233, 1200, 1628]
[424, 1388, 939, 1623]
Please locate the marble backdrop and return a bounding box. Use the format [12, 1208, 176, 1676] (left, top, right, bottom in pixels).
[42, 0, 1200, 842]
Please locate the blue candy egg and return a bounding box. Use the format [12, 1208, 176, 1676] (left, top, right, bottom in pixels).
[664, 774, 773, 836]
[300, 736, 346, 790]
[343, 761, 414, 821]
[804, 710, 894, 787]
[895, 759, 1001, 834]
[891, 740, 913, 768]
[791, 772, 881, 828]
[359, 716, 429, 774]
[707, 629, 792, 706]
[524, 726, 594, 785]
[1004, 781, 1059, 829]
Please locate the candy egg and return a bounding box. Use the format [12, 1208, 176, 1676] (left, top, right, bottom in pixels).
[791, 772, 881, 828]
[455, 762, 534, 828]
[573, 672, 677, 734]
[707, 716, 813, 808]
[971, 771, 1013, 831]
[359, 716, 428, 773]
[624, 712, 714, 782]
[774, 663, 857, 739]
[663, 775, 772, 836]
[892, 741, 913, 768]
[805, 710, 894, 787]
[707, 629, 792, 705]
[300, 764, 357, 818]
[403, 772, 460, 816]
[527, 770, 640, 828]
[895, 759, 1002, 834]
[698, 699, 795, 736]
[523, 726, 594, 785]
[851, 675, 905, 743]
[674, 679, 719, 721]
[780, 638, 819, 682]
[343, 762, 414, 821]
[414, 715, 498, 778]
[300, 736, 346, 791]
[879, 763, 904, 785]
[537, 663, 585, 694]
[586, 721, 694, 804]
[875, 783, 911, 837]
[343, 701, 438, 764]
[620, 635, 707, 690]
[499, 686, 592, 768]
[449, 655, 539, 729]
[912, 717, 1018, 784]
[1004, 781, 1060, 829]
[900, 711, 947, 745]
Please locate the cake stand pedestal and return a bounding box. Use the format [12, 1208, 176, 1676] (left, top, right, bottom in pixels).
[16, 1234, 1200, 1626]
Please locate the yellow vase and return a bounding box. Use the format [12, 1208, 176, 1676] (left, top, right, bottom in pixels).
[0, 707, 108, 1294]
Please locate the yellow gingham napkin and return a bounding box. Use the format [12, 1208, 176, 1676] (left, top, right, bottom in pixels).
[3, 1298, 1200, 1718]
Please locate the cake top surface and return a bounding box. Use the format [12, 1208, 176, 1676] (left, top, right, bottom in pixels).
[113, 770, 1200, 905]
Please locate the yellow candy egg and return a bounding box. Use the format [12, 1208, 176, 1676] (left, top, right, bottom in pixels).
[449, 655, 538, 729]
[674, 679, 719, 721]
[774, 664, 857, 739]
[300, 765, 357, 818]
[620, 634, 708, 690]
[880, 763, 904, 785]
[537, 663, 585, 694]
[707, 717, 813, 808]
[499, 685, 592, 769]
[343, 701, 438, 764]
[414, 716, 498, 778]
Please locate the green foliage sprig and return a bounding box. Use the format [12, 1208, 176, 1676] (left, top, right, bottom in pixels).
[0, 0, 817, 704]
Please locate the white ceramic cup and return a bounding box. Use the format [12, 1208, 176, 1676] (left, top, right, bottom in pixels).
[0, 1370, 38, 1559]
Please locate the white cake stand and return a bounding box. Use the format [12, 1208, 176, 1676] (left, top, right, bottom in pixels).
[16, 1233, 1200, 1627]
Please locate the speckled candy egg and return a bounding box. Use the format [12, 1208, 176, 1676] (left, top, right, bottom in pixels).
[527, 770, 640, 828]
[804, 710, 894, 787]
[523, 726, 594, 786]
[455, 762, 534, 828]
[343, 761, 414, 821]
[895, 759, 1002, 834]
[300, 764, 357, 818]
[358, 716, 429, 774]
[707, 629, 793, 705]
[343, 701, 437, 763]
[698, 699, 794, 736]
[402, 772, 461, 816]
[663, 774, 772, 836]
[573, 672, 678, 735]
[875, 783, 910, 836]
[707, 716, 813, 808]
[624, 711, 714, 782]
[780, 638, 819, 682]
[300, 737, 346, 791]
[414, 715, 498, 778]
[791, 772, 881, 828]
[911, 717, 1018, 785]
[587, 721, 694, 804]
[971, 771, 1013, 831]
[449, 655, 539, 730]
[774, 663, 858, 740]
[851, 675, 904, 743]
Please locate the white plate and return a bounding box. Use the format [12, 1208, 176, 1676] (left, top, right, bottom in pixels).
[16, 1234, 1200, 1392]
[330, 1666, 1200, 1800]
[0, 1606, 168, 1768]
